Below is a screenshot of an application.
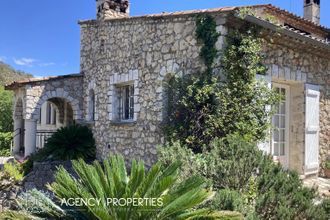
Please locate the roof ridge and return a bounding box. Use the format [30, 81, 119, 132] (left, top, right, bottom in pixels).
[79, 4, 329, 32]
[264, 4, 329, 31]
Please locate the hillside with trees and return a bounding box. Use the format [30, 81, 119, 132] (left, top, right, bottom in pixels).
[0, 61, 32, 156]
[0, 61, 32, 86]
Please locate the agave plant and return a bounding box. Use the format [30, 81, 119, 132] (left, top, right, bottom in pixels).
[0, 189, 66, 220]
[0, 210, 41, 220]
[0, 189, 87, 220]
[49, 155, 242, 220]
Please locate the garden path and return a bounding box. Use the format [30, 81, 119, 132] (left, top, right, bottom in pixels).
[304, 177, 330, 198]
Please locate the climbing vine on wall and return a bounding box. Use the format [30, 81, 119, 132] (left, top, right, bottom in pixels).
[164, 14, 279, 152]
[196, 14, 221, 74]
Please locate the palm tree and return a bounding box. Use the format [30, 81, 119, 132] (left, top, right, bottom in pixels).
[48, 155, 242, 220]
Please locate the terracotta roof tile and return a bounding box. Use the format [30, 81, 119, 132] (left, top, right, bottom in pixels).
[79, 4, 268, 24]
[5, 73, 82, 89]
[264, 4, 329, 31]
[79, 4, 329, 33]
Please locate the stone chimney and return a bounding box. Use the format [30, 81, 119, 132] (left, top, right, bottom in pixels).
[96, 0, 129, 20]
[304, 0, 320, 24]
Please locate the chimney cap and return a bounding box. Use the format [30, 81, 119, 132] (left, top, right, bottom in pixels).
[305, 0, 320, 6]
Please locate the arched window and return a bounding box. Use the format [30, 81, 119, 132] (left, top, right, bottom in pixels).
[45, 102, 57, 125]
[46, 102, 52, 124]
[89, 89, 96, 121]
[38, 108, 42, 124]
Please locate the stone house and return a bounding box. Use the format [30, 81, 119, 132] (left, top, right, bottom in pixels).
[5, 0, 330, 177]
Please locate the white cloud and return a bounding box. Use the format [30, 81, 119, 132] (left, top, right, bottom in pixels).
[39, 62, 55, 67]
[14, 57, 37, 66]
[0, 56, 6, 62]
[33, 75, 45, 78]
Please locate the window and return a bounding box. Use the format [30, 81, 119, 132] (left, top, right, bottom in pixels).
[46, 103, 52, 125]
[38, 108, 42, 124]
[272, 84, 290, 160]
[88, 89, 96, 121]
[52, 108, 57, 125]
[46, 102, 57, 125]
[118, 85, 134, 121]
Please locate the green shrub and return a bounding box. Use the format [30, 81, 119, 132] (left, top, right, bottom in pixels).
[205, 136, 264, 190]
[49, 154, 240, 219]
[159, 135, 264, 191]
[3, 161, 24, 182]
[0, 148, 11, 157]
[41, 124, 95, 161]
[325, 159, 330, 169]
[319, 198, 330, 219]
[254, 155, 322, 219]
[0, 86, 13, 132]
[19, 125, 96, 175]
[159, 135, 327, 219]
[0, 131, 12, 156]
[158, 141, 210, 185]
[208, 189, 244, 212]
[164, 73, 222, 152]
[164, 16, 279, 153]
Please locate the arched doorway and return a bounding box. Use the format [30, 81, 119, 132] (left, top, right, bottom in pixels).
[35, 97, 74, 150]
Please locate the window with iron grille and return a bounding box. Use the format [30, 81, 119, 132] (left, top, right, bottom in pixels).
[89, 89, 96, 121]
[118, 85, 134, 121]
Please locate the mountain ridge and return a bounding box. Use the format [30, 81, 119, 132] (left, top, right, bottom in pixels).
[0, 61, 33, 86]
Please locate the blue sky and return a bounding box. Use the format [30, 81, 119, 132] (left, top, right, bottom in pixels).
[0, 0, 329, 77]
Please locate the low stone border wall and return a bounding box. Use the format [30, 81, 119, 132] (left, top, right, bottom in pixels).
[23, 161, 74, 191]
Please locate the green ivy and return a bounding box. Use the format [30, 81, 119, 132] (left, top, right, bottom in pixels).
[0, 132, 12, 156]
[164, 15, 279, 151]
[0, 86, 13, 132]
[196, 14, 220, 74]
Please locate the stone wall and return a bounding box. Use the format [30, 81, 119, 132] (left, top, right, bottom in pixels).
[263, 40, 330, 175]
[80, 15, 228, 166]
[80, 13, 329, 174]
[21, 76, 84, 121]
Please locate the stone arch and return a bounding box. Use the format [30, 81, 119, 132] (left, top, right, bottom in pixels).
[32, 90, 81, 121]
[160, 64, 184, 124]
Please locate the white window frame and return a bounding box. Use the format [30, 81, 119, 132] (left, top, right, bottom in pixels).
[117, 83, 135, 122]
[108, 70, 140, 123]
[272, 83, 290, 168]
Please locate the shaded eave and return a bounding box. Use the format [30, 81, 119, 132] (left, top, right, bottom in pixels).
[5, 73, 83, 90]
[240, 14, 330, 52]
[263, 4, 329, 34]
